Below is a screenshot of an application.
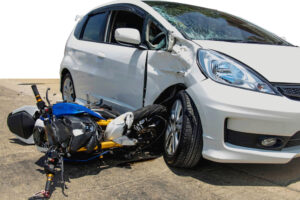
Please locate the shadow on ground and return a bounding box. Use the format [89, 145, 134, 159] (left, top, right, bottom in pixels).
[9, 138, 33, 146]
[169, 158, 300, 188]
[33, 153, 161, 196]
[34, 150, 300, 194]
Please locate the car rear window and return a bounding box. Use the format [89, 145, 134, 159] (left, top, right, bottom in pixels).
[82, 12, 107, 42]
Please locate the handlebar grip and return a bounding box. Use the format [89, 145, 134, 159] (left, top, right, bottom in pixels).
[31, 84, 45, 109]
[31, 84, 41, 101]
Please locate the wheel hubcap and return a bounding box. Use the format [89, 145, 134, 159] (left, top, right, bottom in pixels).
[63, 78, 75, 102]
[165, 100, 183, 155]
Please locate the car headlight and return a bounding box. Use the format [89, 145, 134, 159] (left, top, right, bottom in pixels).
[197, 49, 277, 95]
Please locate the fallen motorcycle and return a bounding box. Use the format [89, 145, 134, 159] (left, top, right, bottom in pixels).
[7, 85, 167, 199]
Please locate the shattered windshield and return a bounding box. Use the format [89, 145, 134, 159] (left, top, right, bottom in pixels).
[145, 1, 292, 46]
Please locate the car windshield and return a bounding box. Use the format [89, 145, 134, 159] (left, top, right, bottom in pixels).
[145, 1, 292, 46]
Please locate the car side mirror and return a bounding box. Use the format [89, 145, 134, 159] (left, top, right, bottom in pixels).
[115, 28, 141, 45]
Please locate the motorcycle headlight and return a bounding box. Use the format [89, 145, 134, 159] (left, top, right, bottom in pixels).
[197, 49, 277, 95]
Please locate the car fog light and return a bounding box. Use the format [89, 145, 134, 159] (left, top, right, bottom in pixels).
[260, 138, 277, 147]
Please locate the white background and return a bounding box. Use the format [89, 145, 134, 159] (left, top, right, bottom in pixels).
[0, 0, 299, 78]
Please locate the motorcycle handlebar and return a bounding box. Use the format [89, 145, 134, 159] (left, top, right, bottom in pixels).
[31, 84, 46, 110]
[31, 85, 41, 100]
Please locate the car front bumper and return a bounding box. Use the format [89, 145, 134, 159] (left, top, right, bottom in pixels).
[186, 79, 300, 163]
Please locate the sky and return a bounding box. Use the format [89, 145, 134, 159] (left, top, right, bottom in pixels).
[0, 0, 299, 78]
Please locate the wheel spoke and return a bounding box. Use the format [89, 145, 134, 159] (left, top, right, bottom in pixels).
[165, 126, 172, 142]
[176, 104, 182, 121]
[174, 131, 179, 148]
[165, 124, 172, 139]
[167, 134, 173, 154]
[165, 124, 174, 154]
[64, 88, 69, 95]
[171, 133, 176, 153]
[165, 99, 184, 155]
[174, 100, 179, 118]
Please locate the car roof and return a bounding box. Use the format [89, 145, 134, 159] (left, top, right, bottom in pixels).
[86, 0, 183, 38]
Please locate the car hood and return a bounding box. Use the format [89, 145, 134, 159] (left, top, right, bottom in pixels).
[194, 40, 300, 83]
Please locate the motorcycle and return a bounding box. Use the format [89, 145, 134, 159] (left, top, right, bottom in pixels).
[7, 85, 167, 199]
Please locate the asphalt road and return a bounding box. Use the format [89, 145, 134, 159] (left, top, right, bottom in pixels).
[1, 79, 300, 200]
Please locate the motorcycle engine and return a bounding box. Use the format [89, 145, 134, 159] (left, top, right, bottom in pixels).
[35, 115, 101, 154]
[63, 115, 101, 153]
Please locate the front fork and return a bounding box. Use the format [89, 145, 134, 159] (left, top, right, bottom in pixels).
[30, 151, 62, 199]
[43, 173, 54, 198]
[43, 155, 59, 199]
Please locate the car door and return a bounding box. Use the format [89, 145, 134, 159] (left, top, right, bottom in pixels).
[69, 11, 110, 102]
[143, 18, 186, 106]
[87, 8, 147, 113]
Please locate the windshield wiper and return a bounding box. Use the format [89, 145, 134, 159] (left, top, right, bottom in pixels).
[207, 38, 273, 45]
[207, 38, 245, 43]
[275, 41, 295, 47]
[243, 40, 273, 45]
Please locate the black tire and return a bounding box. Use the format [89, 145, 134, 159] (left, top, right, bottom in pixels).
[163, 90, 203, 168]
[132, 104, 168, 152]
[132, 104, 167, 124]
[62, 73, 76, 102]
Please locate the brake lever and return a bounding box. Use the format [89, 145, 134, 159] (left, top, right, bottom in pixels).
[46, 88, 51, 106]
[95, 99, 103, 107]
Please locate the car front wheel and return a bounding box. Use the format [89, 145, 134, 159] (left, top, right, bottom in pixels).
[163, 90, 203, 168]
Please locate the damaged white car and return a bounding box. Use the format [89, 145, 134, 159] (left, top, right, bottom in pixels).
[60, 0, 300, 167]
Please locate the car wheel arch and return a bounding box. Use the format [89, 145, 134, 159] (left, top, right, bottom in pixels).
[153, 83, 187, 107]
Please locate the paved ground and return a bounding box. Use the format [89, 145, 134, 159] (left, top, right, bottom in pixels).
[1, 79, 300, 200]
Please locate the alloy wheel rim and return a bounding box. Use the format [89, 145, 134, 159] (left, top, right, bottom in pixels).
[63, 78, 75, 102]
[165, 99, 183, 155]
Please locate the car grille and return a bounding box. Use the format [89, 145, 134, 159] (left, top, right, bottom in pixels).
[273, 84, 300, 101]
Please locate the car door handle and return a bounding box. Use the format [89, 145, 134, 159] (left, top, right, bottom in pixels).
[97, 52, 106, 59]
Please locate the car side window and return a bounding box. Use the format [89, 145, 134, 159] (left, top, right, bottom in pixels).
[81, 12, 108, 42]
[146, 19, 167, 50]
[108, 10, 144, 44]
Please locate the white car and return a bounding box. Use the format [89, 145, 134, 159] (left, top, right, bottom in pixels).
[60, 0, 300, 168]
